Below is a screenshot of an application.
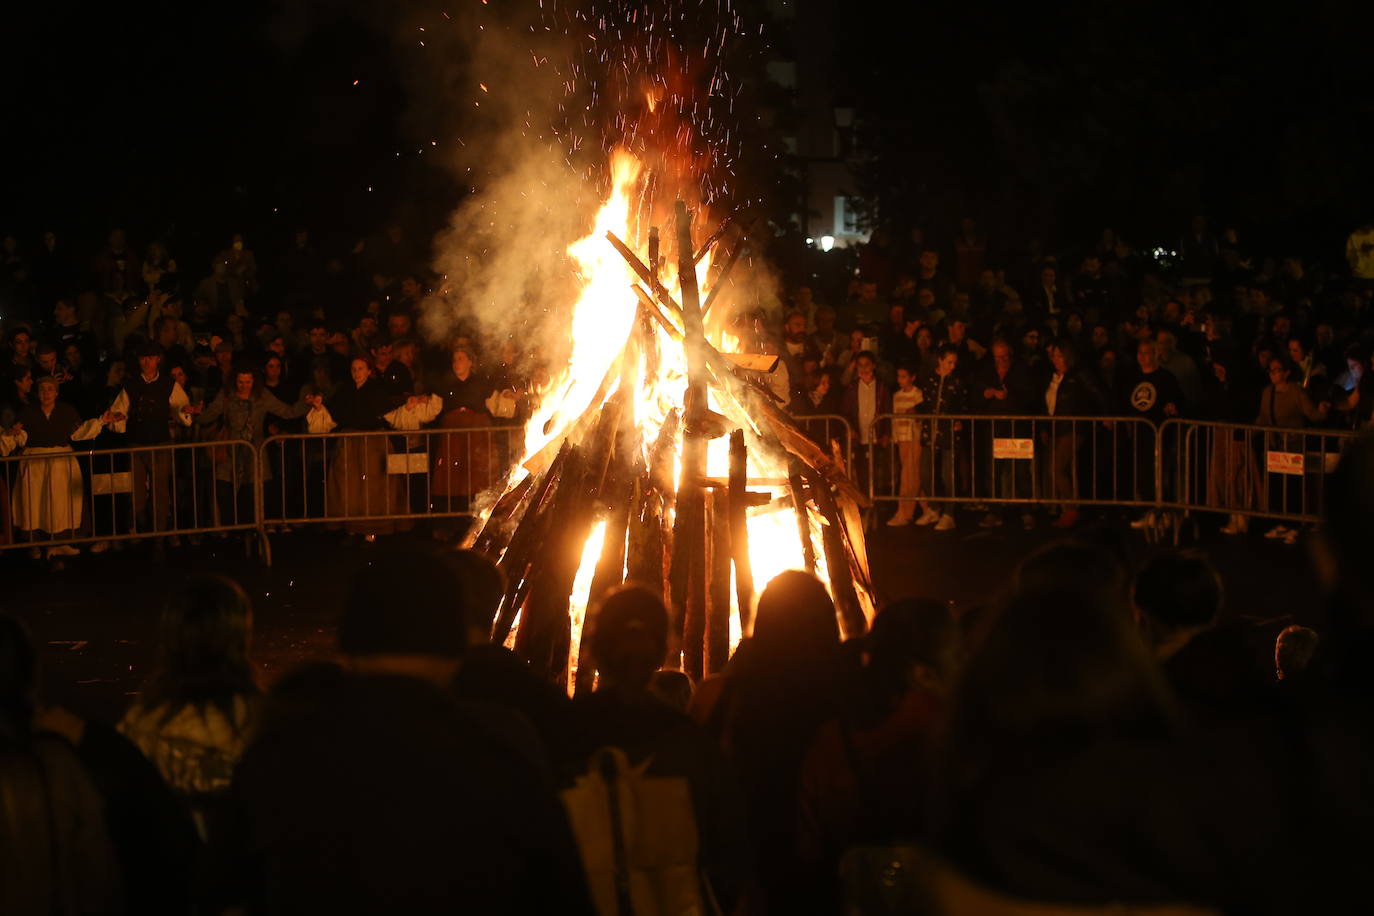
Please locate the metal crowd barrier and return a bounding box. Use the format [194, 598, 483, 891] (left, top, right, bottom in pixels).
[1, 416, 1360, 563]
[794, 413, 856, 472]
[1158, 418, 1359, 524]
[0, 439, 259, 555]
[865, 413, 1163, 513]
[255, 425, 525, 565]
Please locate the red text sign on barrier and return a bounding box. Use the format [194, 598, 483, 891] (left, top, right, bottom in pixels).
[993, 438, 1035, 460]
[1266, 451, 1305, 475]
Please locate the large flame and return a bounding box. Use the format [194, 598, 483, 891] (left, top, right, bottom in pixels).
[524, 150, 645, 462]
[519, 148, 831, 693]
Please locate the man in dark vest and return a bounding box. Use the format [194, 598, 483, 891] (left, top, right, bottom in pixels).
[108, 342, 197, 538]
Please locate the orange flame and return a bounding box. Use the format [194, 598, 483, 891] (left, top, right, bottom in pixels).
[518, 148, 831, 694]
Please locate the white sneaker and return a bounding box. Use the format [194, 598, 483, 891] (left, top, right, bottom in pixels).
[886, 513, 912, 527]
[1283, 529, 1300, 546]
[46, 545, 80, 558]
[934, 514, 957, 531]
[1129, 512, 1157, 530]
[1265, 525, 1290, 540]
[915, 508, 941, 526]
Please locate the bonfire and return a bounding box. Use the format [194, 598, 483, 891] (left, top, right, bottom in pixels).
[461, 147, 876, 694]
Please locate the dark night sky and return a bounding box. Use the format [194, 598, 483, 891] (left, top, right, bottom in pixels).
[4, 1, 1372, 265]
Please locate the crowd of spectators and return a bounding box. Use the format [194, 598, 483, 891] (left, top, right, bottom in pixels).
[765, 217, 1374, 538]
[0, 225, 536, 558]
[0, 215, 1371, 557]
[3, 427, 1374, 912]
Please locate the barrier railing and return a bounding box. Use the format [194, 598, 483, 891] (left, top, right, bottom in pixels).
[0, 416, 1359, 563]
[866, 413, 1164, 516]
[255, 425, 525, 564]
[1158, 418, 1359, 524]
[0, 439, 259, 556]
[794, 413, 856, 472]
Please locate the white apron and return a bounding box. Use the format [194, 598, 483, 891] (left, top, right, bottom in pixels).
[14, 446, 84, 534]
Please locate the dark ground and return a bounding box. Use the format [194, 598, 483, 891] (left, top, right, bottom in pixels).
[6, 510, 1319, 725]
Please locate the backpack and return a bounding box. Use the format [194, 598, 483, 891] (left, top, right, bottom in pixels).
[560, 746, 719, 916]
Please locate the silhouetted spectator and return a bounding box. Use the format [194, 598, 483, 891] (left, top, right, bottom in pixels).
[205, 545, 594, 916]
[120, 575, 260, 836]
[564, 585, 749, 910]
[0, 615, 123, 915]
[691, 570, 853, 914]
[1014, 539, 1128, 609]
[799, 598, 959, 909]
[1274, 625, 1319, 683]
[447, 549, 572, 756]
[933, 587, 1287, 912]
[21, 614, 201, 916]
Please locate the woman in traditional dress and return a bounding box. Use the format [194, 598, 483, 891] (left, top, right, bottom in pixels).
[13, 376, 115, 558]
[306, 357, 440, 540]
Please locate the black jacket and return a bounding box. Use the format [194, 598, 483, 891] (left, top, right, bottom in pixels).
[1045, 369, 1107, 418]
[917, 370, 968, 447]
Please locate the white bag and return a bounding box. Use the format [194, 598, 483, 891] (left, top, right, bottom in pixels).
[485, 390, 519, 419]
[560, 747, 713, 916]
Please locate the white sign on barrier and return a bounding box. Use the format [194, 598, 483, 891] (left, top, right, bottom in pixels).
[90, 472, 134, 495]
[386, 453, 430, 474]
[993, 438, 1035, 460]
[1266, 451, 1304, 475]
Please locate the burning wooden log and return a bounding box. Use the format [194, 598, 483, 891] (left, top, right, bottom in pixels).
[464, 470, 535, 555]
[490, 442, 572, 644]
[633, 285, 684, 341]
[515, 446, 595, 687]
[706, 490, 732, 674]
[788, 467, 818, 575]
[627, 410, 678, 602]
[693, 207, 746, 263]
[676, 200, 709, 680]
[607, 231, 682, 322]
[727, 429, 756, 635]
[700, 222, 754, 320]
[804, 463, 870, 640]
[748, 385, 869, 507]
[648, 225, 661, 277]
[672, 505, 705, 680]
